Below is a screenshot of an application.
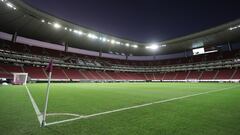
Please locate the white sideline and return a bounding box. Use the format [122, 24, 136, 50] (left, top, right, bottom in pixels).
[45, 85, 239, 126]
[47, 113, 81, 117]
[25, 85, 43, 125]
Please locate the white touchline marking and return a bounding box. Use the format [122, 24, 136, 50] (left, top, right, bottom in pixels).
[47, 113, 81, 117]
[25, 85, 43, 125]
[45, 85, 239, 126]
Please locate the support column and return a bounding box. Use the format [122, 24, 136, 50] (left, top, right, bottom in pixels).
[126, 54, 129, 60]
[99, 50, 102, 57]
[12, 32, 17, 43]
[153, 55, 156, 61]
[185, 50, 188, 58]
[228, 42, 232, 51]
[64, 42, 68, 52]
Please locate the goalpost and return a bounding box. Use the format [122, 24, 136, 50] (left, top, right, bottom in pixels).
[13, 73, 28, 85]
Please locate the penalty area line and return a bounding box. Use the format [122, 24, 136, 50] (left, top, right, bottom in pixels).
[25, 85, 43, 125]
[45, 85, 239, 127]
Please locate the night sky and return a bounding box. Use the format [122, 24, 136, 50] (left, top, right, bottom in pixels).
[23, 0, 240, 43]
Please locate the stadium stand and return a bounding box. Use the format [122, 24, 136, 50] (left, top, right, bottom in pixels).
[175, 72, 189, 80]
[51, 68, 68, 80]
[0, 39, 240, 82]
[187, 71, 202, 80]
[163, 72, 177, 80]
[24, 66, 47, 79]
[215, 69, 235, 80]
[64, 69, 86, 80]
[154, 73, 165, 80]
[0, 15, 239, 83]
[200, 71, 218, 80]
[232, 69, 240, 79]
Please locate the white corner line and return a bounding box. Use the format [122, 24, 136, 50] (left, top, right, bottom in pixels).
[47, 113, 81, 117]
[45, 85, 239, 127]
[25, 85, 43, 125]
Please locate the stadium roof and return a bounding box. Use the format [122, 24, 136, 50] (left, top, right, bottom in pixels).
[0, 0, 240, 56]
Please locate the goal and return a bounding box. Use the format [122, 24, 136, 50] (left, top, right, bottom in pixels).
[13, 73, 28, 85]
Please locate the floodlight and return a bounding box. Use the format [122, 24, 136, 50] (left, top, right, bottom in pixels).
[116, 41, 121, 45]
[88, 33, 98, 39]
[161, 44, 167, 47]
[132, 45, 138, 48]
[73, 30, 83, 35]
[146, 44, 159, 50]
[111, 40, 116, 44]
[125, 43, 130, 47]
[229, 25, 240, 31]
[5, 1, 17, 10]
[41, 19, 45, 23]
[69, 29, 73, 32]
[53, 23, 62, 29]
[102, 37, 107, 42]
[6, 2, 13, 8]
[6, 2, 16, 10]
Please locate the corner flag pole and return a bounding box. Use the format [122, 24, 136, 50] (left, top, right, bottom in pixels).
[42, 60, 53, 127]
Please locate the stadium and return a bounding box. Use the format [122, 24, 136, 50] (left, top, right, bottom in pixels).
[0, 0, 240, 135]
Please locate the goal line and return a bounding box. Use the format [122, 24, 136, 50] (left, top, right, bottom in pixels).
[25, 85, 43, 125]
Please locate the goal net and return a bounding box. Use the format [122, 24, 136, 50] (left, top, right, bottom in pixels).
[13, 73, 28, 85]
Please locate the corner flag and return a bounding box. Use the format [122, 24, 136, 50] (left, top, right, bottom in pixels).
[42, 60, 53, 127]
[45, 59, 53, 73]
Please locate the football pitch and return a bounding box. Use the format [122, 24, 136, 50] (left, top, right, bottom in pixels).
[0, 83, 240, 135]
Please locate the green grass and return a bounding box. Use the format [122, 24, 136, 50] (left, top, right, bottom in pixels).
[0, 83, 240, 135]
